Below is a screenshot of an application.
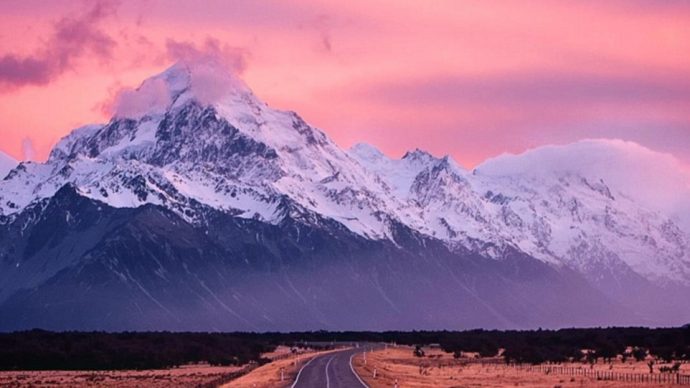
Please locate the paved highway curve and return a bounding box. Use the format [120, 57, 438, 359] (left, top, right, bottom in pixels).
[291, 346, 373, 388]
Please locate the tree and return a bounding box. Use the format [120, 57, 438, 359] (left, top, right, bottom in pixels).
[632, 347, 647, 362]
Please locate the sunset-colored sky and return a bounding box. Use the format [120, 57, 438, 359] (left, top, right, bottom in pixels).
[0, 0, 689, 167]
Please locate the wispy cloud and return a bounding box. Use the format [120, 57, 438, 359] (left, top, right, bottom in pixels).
[99, 37, 251, 118]
[21, 137, 36, 161]
[0, 0, 118, 91]
[165, 38, 249, 74]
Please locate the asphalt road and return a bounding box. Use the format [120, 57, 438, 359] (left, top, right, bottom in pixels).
[291, 345, 373, 388]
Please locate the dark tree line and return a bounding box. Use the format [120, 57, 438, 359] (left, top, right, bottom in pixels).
[266, 327, 690, 365]
[1, 326, 689, 370]
[0, 330, 275, 370]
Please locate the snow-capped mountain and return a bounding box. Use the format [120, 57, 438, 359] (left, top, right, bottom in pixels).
[0, 61, 688, 331]
[474, 142, 690, 284]
[350, 141, 690, 286]
[0, 61, 403, 239]
[0, 151, 16, 180]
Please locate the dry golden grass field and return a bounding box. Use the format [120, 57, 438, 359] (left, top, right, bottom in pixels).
[0, 364, 244, 387]
[353, 346, 689, 388]
[0, 345, 329, 387]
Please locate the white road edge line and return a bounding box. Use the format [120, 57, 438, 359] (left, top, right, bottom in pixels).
[349, 350, 370, 388]
[325, 355, 335, 388]
[291, 353, 318, 388]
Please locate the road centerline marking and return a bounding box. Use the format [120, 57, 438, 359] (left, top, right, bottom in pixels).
[325, 355, 335, 388]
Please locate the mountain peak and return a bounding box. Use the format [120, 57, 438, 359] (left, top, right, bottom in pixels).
[402, 148, 436, 163]
[349, 143, 386, 162]
[171, 60, 252, 102]
[114, 60, 255, 120]
[400, 148, 467, 173]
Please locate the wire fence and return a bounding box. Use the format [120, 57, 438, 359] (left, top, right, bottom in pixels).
[509, 363, 690, 385]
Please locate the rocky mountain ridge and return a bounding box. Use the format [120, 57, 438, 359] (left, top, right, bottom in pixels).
[0, 61, 688, 330]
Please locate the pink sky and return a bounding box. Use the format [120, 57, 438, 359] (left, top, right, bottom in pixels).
[0, 0, 689, 167]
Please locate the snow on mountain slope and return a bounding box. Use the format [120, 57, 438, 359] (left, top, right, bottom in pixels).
[1, 60, 688, 287]
[472, 170, 689, 283]
[349, 144, 459, 199]
[0, 151, 16, 180]
[0, 61, 406, 239]
[350, 142, 690, 284]
[478, 139, 690, 229]
[474, 140, 690, 282]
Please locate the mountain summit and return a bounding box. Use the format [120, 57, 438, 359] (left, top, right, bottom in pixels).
[112, 61, 255, 120]
[0, 62, 689, 331]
